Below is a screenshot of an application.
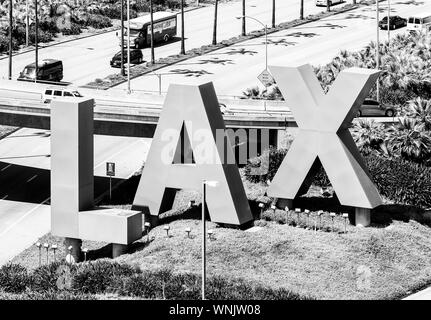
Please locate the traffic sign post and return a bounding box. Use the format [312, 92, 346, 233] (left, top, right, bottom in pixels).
[106, 162, 115, 201]
[258, 69, 275, 87]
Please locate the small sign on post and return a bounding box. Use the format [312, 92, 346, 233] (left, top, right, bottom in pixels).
[257, 69, 275, 87]
[106, 162, 115, 201]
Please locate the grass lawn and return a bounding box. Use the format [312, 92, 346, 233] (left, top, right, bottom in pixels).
[11, 169, 431, 300]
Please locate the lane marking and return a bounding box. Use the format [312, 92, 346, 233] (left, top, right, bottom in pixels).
[1, 164, 11, 171]
[27, 175, 38, 183]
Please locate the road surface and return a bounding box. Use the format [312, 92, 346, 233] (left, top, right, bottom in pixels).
[114, 0, 431, 96]
[0, 0, 325, 86]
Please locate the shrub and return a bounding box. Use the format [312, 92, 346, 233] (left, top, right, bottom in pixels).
[365, 154, 431, 209]
[61, 23, 82, 36]
[31, 262, 76, 293]
[72, 260, 138, 294]
[86, 14, 113, 29]
[0, 264, 31, 294]
[244, 147, 288, 183]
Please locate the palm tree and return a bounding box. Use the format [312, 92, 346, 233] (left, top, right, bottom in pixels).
[212, 0, 218, 45]
[405, 98, 431, 131]
[241, 0, 246, 36]
[180, 0, 185, 54]
[272, 0, 275, 28]
[387, 118, 431, 163]
[300, 0, 304, 20]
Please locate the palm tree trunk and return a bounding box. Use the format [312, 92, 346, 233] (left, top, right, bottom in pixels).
[242, 0, 246, 36]
[150, 0, 155, 64]
[180, 0, 185, 54]
[300, 0, 304, 20]
[212, 0, 219, 45]
[272, 0, 275, 28]
[327, 0, 331, 12]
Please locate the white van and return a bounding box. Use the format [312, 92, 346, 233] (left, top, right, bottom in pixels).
[42, 87, 83, 104]
[407, 13, 431, 34]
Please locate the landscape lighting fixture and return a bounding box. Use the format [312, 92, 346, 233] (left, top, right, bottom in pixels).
[51, 244, 58, 262]
[164, 225, 170, 237]
[43, 243, 49, 264]
[207, 229, 214, 240]
[342, 213, 349, 233]
[35, 242, 42, 266]
[185, 227, 191, 238]
[82, 247, 89, 262]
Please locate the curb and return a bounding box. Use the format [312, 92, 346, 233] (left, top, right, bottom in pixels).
[84, 1, 372, 90]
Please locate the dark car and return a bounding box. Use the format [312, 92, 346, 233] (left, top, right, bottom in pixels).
[18, 59, 63, 82]
[356, 99, 396, 117]
[379, 16, 407, 30]
[110, 49, 143, 67]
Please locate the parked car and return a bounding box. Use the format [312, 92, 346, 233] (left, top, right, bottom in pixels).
[110, 49, 144, 68]
[356, 99, 396, 117]
[42, 87, 83, 104]
[407, 13, 431, 34]
[18, 59, 63, 82]
[379, 16, 407, 30]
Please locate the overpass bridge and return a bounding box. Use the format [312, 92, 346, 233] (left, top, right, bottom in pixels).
[0, 80, 398, 148]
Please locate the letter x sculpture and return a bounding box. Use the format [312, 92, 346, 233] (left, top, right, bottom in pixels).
[267, 64, 383, 214]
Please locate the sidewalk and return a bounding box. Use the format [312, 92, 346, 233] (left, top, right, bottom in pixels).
[403, 287, 431, 300]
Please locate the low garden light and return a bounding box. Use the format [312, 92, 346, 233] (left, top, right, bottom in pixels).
[82, 247, 89, 262]
[185, 227, 191, 239]
[266, 179, 271, 185]
[189, 200, 195, 208]
[51, 244, 58, 262]
[43, 243, 49, 264]
[295, 208, 301, 226]
[35, 242, 42, 266]
[144, 222, 151, 242]
[164, 225, 171, 238]
[330, 212, 336, 231]
[271, 204, 276, 213]
[258, 202, 265, 217]
[304, 209, 310, 228]
[66, 245, 74, 264]
[317, 210, 324, 229]
[342, 213, 349, 233]
[284, 206, 289, 224]
[207, 229, 214, 240]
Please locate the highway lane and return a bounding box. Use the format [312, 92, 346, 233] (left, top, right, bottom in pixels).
[114, 1, 431, 96]
[0, 0, 325, 86]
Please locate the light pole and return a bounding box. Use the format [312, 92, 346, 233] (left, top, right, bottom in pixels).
[376, 0, 380, 102]
[8, 0, 12, 80]
[237, 16, 268, 70]
[201, 180, 218, 300]
[120, 0, 125, 76]
[127, 0, 131, 94]
[26, 0, 29, 47]
[180, 0, 185, 54]
[34, 0, 38, 83]
[387, 0, 391, 44]
[150, 0, 155, 64]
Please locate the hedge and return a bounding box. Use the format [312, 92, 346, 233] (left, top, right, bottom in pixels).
[244, 149, 431, 209]
[0, 260, 309, 300]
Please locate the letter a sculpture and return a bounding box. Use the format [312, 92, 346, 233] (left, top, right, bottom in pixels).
[267, 64, 383, 226]
[132, 82, 253, 226]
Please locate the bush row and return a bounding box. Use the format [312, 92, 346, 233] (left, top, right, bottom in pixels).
[0, 260, 308, 300]
[244, 149, 431, 209]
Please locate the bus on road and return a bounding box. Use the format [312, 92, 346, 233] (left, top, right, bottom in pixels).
[118, 12, 177, 49]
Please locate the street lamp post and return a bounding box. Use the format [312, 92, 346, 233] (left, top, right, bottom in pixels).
[120, 0, 125, 76]
[237, 16, 268, 70]
[8, 0, 13, 80]
[376, 0, 380, 102]
[201, 180, 218, 300]
[387, 0, 391, 44]
[35, 0, 38, 83]
[150, 0, 155, 64]
[127, 0, 131, 94]
[26, 0, 29, 46]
